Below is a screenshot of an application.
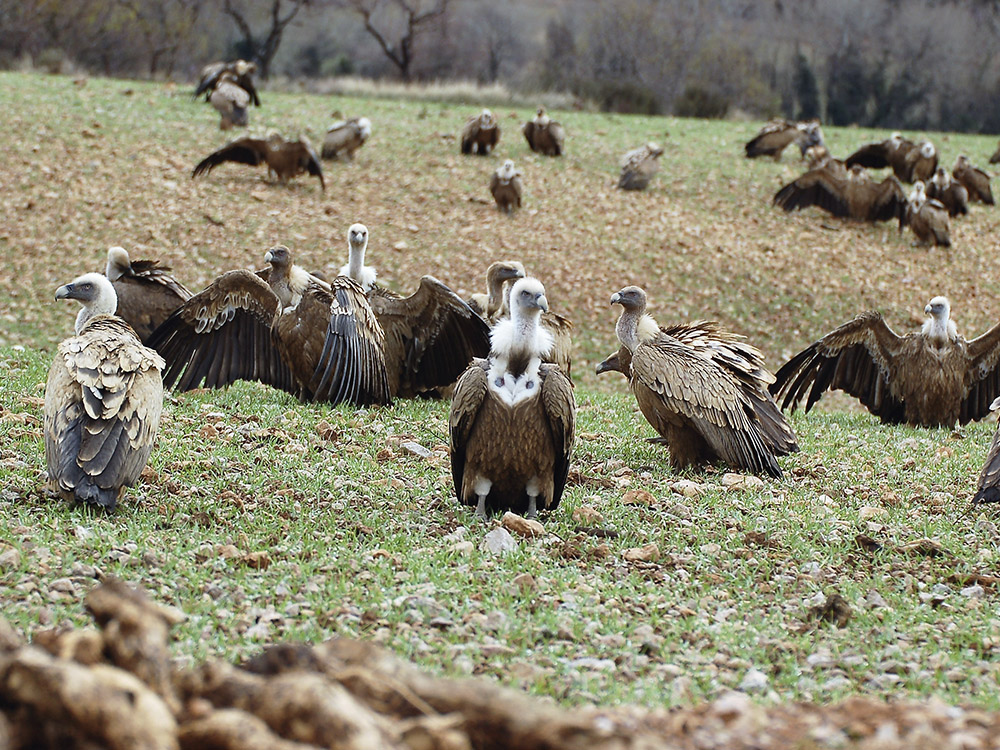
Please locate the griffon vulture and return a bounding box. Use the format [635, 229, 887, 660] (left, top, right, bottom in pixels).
[770, 296, 1000, 428]
[618, 142, 664, 191]
[449, 277, 575, 518]
[104, 246, 193, 343]
[147, 245, 390, 407]
[845, 134, 937, 183]
[338, 223, 491, 398]
[194, 59, 260, 106]
[974, 398, 1000, 503]
[467, 260, 526, 320]
[209, 72, 251, 130]
[773, 163, 907, 222]
[926, 167, 969, 217]
[952, 155, 994, 205]
[989, 143, 1000, 165]
[522, 107, 565, 156]
[902, 181, 951, 247]
[608, 287, 798, 477]
[45, 273, 164, 510]
[321, 116, 372, 161]
[192, 134, 324, 190]
[744, 118, 824, 160]
[489, 159, 523, 213]
[460, 109, 500, 155]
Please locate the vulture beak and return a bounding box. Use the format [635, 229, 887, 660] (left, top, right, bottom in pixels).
[595, 357, 614, 375]
[610, 292, 622, 306]
[533, 293, 549, 312]
[264, 250, 274, 263]
[55, 283, 74, 300]
[924, 303, 932, 315]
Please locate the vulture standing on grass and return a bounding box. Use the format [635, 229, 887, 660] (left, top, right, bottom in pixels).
[744, 118, 824, 160]
[489, 159, 523, 213]
[338, 223, 491, 398]
[147, 245, 390, 407]
[952, 155, 994, 205]
[45, 274, 164, 511]
[902, 181, 951, 247]
[522, 107, 565, 156]
[974, 398, 1000, 503]
[926, 167, 969, 217]
[467, 260, 526, 320]
[618, 142, 664, 191]
[321, 116, 372, 161]
[607, 286, 798, 477]
[192, 134, 324, 190]
[104, 246, 193, 342]
[449, 277, 575, 519]
[773, 163, 907, 222]
[845, 134, 937, 183]
[770, 296, 1000, 428]
[208, 72, 252, 130]
[194, 59, 260, 106]
[460, 109, 500, 155]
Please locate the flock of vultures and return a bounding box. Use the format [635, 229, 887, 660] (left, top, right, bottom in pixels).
[41, 62, 1000, 522]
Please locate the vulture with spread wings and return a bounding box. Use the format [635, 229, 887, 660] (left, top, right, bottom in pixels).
[774, 163, 907, 222]
[770, 297, 1000, 427]
[745, 118, 824, 160]
[194, 59, 260, 106]
[193, 135, 324, 190]
[845, 134, 937, 183]
[104, 246, 192, 342]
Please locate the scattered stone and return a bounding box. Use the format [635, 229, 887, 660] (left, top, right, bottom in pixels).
[0, 547, 21, 570]
[624, 543, 660, 562]
[449, 540, 474, 556]
[960, 584, 985, 599]
[671, 479, 705, 498]
[501, 512, 544, 538]
[722, 473, 764, 491]
[739, 667, 769, 693]
[481, 528, 516, 555]
[623, 489, 655, 506]
[866, 590, 889, 609]
[572, 506, 604, 525]
[400, 441, 431, 458]
[512, 572, 537, 593]
[858, 506, 886, 520]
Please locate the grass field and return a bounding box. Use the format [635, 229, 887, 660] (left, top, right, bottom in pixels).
[2, 71, 1000, 712]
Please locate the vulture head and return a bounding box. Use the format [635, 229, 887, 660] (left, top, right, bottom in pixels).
[56, 272, 119, 333]
[497, 159, 519, 181]
[490, 277, 552, 365]
[234, 60, 256, 76]
[848, 164, 870, 184]
[611, 286, 657, 352]
[264, 244, 291, 269]
[954, 154, 970, 171]
[909, 180, 927, 207]
[919, 141, 936, 159]
[479, 109, 496, 129]
[932, 166, 951, 189]
[610, 285, 647, 312]
[511, 277, 548, 315]
[535, 107, 550, 126]
[888, 132, 903, 149]
[341, 222, 376, 291]
[922, 296, 957, 343]
[105, 246, 133, 281]
[487, 260, 526, 286]
[595, 350, 629, 377]
[357, 117, 373, 139]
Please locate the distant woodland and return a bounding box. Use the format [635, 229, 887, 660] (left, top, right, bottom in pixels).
[4, 0, 1000, 132]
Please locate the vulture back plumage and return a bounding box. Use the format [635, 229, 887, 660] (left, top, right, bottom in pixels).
[953, 155, 994, 205]
[975, 398, 1000, 503]
[104, 246, 192, 343]
[619, 142, 663, 191]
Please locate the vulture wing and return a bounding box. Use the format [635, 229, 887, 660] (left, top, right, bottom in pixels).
[745, 125, 796, 158]
[448, 360, 489, 502]
[959, 322, 1000, 423]
[308, 276, 391, 407]
[44, 316, 163, 510]
[194, 62, 226, 99]
[322, 122, 359, 159]
[521, 121, 537, 151]
[769, 311, 907, 422]
[111, 260, 193, 343]
[192, 139, 268, 178]
[539, 363, 575, 508]
[975, 406, 1000, 503]
[845, 143, 891, 170]
[146, 270, 293, 394]
[955, 165, 994, 204]
[868, 177, 907, 222]
[369, 277, 491, 397]
[773, 167, 851, 217]
[301, 141, 326, 190]
[237, 71, 261, 107]
[542, 311, 574, 377]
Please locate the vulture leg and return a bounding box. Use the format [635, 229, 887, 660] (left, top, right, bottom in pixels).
[475, 494, 488, 520]
[526, 495, 538, 520]
[474, 477, 491, 520]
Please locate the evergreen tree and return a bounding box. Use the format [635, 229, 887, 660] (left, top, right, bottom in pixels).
[792, 52, 820, 120]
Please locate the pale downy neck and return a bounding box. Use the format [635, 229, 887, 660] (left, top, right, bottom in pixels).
[488, 304, 553, 406]
[615, 305, 659, 354]
[77, 287, 118, 334]
[340, 239, 377, 292]
[922, 312, 957, 344]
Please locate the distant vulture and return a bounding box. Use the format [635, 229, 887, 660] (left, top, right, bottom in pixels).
[745, 118, 824, 160]
[618, 142, 664, 191]
[460, 109, 500, 155]
[607, 286, 798, 477]
[104, 246, 192, 343]
[952, 155, 994, 205]
[194, 59, 260, 106]
[45, 273, 164, 510]
[467, 260, 526, 320]
[774, 163, 907, 222]
[449, 277, 575, 518]
[148, 246, 390, 407]
[192, 134, 324, 190]
[901, 181, 951, 247]
[974, 398, 1000, 503]
[489, 159, 523, 213]
[209, 72, 251, 130]
[989, 143, 1000, 165]
[804, 144, 833, 169]
[338, 223, 491, 398]
[522, 107, 565, 156]
[321, 116, 372, 161]
[926, 167, 969, 217]
[845, 134, 937, 183]
[770, 296, 1000, 428]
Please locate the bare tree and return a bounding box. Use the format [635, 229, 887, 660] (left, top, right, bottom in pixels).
[338, 0, 450, 82]
[115, 0, 206, 75]
[221, 0, 317, 78]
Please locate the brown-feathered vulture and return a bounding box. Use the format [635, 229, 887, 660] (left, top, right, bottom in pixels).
[192, 134, 324, 190]
[467, 260, 526, 320]
[489, 159, 523, 213]
[194, 59, 260, 106]
[770, 296, 1000, 428]
[744, 118, 824, 160]
[845, 134, 937, 183]
[104, 246, 193, 343]
[618, 142, 664, 191]
[773, 163, 907, 222]
[460, 109, 500, 155]
[522, 107, 565, 156]
[45, 273, 164, 511]
[449, 277, 575, 518]
[902, 181, 951, 247]
[926, 167, 969, 217]
[321, 116, 371, 161]
[607, 286, 798, 477]
[338, 223, 491, 398]
[952, 155, 994, 205]
[990, 143, 1000, 165]
[209, 72, 251, 130]
[147, 245, 390, 407]
[974, 398, 1000, 503]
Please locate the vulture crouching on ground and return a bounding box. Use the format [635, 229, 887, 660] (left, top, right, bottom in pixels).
[845, 134, 937, 183]
[193, 135, 324, 190]
[460, 109, 500, 155]
[770, 297, 1000, 428]
[45, 274, 164, 511]
[194, 59, 260, 106]
[338, 223, 491, 398]
[209, 72, 251, 130]
[902, 182, 951, 247]
[322, 116, 372, 161]
[618, 142, 664, 191]
[450, 277, 575, 519]
[608, 286, 798, 477]
[522, 107, 565, 156]
[926, 167, 969, 217]
[148, 245, 390, 407]
[773, 163, 907, 222]
[490, 159, 523, 213]
[744, 118, 824, 160]
[953, 155, 994, 205]
[104, 246, 192, 342]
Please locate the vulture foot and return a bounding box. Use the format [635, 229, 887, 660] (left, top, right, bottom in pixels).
[526, 496, 538, 520]
[474, 494, 488, 520]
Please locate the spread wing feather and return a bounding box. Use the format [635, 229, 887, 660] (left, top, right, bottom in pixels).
[539, 364, 575, 508]
[773, 169, 851, 217]
[960, 322, 1000, 423]
[192, 139, 268, 177]
[111, 264, 193, 343]
[845, 143, 891, 170]
[745, 125, 796, 158]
